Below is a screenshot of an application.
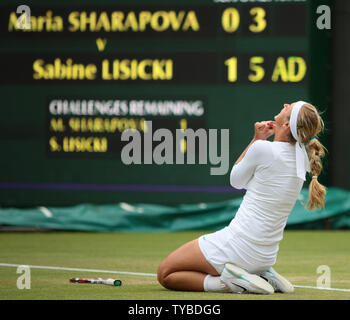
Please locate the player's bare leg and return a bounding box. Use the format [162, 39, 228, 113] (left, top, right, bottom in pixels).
[157, 239, 219, 291]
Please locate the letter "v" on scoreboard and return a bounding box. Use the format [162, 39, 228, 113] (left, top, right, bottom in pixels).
[96, 38, 107, 52]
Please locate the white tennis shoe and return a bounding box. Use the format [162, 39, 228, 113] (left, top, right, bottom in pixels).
[259, 268, 294, 293]
[220, 263, 274, 294]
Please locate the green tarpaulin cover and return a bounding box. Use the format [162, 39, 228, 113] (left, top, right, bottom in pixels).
[0, 187, 349, 232]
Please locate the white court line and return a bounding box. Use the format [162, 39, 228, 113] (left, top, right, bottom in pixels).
[0, 263, 156, 277]
[1, 262, 350, 293]
[293, 285, 350, 293]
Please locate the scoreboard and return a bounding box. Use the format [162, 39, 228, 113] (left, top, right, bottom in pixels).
[0, 0, 330, 207]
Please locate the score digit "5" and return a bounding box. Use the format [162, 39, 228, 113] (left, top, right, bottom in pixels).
[225, 56, 307, 83]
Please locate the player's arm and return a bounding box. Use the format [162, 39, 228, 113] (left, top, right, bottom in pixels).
[235, 121, 275, 165]
[230, 121, 275, 189]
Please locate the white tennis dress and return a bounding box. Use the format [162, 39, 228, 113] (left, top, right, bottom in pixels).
[198, 140, 304, 274]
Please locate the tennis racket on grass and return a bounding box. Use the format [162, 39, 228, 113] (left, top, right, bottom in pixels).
[69, 277, 122, 286]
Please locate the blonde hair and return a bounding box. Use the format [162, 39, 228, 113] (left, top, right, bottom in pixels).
[290, 103, 327, 210]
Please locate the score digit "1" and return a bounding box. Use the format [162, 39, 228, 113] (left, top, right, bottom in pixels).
[225, 56, 307, 83]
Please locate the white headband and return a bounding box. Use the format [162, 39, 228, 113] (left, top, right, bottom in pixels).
[290, 101, 311, 181]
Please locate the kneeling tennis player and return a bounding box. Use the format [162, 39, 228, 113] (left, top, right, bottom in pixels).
[157, 101, 326, 294]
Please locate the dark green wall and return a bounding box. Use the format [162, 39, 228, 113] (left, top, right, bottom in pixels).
[330, 0, 350, 191]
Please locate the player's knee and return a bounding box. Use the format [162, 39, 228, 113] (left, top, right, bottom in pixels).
[157, 261, 170, 288]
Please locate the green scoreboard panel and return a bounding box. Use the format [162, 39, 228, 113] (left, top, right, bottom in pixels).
[0, 0, 330, 207]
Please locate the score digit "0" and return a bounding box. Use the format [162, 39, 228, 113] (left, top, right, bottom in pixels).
[221, 8, 240, 33]
[221, 7, 267, 33]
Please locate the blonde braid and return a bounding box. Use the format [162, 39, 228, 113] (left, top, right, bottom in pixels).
[297, 104, 327, 210]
